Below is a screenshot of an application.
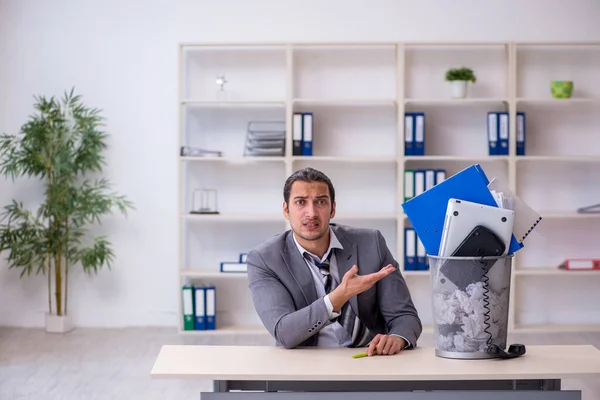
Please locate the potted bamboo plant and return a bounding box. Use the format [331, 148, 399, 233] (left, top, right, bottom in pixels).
[445, 67, 477, 98]
[0, 89, 134, 332]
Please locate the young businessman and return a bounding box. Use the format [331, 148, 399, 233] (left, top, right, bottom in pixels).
[246, 167, 422, 356]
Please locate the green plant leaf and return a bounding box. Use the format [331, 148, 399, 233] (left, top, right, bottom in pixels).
[445, 67, 477, 83]
[0, 87, 134, 314]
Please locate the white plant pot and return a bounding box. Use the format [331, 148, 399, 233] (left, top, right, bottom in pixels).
[451, 80, 468, 99]
[45, 313, 73, 333]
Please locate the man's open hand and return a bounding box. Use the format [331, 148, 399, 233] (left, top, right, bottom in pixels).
[367, 334, 406, 356]
[329, 264, 396, 312]
[340, 264, 396, 298]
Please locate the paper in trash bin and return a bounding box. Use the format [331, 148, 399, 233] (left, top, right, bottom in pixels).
[433, 280, 509, 353]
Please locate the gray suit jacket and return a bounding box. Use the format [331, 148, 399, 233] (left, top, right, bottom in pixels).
[246, 223, 422, 349]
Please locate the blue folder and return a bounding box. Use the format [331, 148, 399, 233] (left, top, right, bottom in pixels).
[401, 164, 522, 256]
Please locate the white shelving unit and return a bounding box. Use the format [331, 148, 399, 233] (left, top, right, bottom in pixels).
[178, 41, 600, 336]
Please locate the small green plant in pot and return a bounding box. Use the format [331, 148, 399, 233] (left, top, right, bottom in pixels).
[0, 88, 134, 333]
[445, 67, 477, 99]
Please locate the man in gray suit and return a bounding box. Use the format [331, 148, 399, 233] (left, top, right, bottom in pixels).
[247, 167, 422, 356]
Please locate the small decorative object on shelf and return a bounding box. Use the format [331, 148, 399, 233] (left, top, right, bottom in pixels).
[551, 80, 573, 99]
[216, 75, 228, 101]
[577, 202, 600, 214]
[558, 259, 600, 271]
[191, 189, 219, 214]
[181, 146, 223, 158]
[445, 67, 477, 99]
[244, 121, 286, 157]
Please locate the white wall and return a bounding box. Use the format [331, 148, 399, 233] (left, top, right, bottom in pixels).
[1, 0, 599, 328]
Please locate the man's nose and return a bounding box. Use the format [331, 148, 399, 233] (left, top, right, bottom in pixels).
[304, 203, 317, 217]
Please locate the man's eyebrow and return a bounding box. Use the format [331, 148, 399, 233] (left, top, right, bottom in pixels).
[292, 195, 329, 199]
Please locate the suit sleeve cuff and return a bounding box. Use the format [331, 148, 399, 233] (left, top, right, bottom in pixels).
[390, 334, 412, 349]
[324, 295, 341, 320]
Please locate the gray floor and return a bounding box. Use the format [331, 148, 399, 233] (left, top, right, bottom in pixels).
[0, 327, 599, 400]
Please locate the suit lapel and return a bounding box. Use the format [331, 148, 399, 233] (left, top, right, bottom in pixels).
[333, 227, 359, 316]
[281, 232, 318, 307]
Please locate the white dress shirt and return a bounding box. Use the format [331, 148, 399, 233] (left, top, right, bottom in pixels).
[292, 228, 412, 349]
[293, 229, 352, 347]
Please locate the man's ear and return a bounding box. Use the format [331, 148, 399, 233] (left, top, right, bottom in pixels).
[330, 201, 336, 219]
[283, 201, 290, 220]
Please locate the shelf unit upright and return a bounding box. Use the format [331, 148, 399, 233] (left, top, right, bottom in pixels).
[177, 41, 600, 337]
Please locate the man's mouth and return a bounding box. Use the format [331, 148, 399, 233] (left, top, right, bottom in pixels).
[303, 221, 319, 228]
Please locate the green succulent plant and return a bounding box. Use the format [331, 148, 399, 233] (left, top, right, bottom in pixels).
[445, 67, 477, 83]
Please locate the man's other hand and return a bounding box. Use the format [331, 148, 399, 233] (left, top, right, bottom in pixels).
[367, 334, 406, 356]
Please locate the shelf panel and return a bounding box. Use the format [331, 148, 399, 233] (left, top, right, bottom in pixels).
[182, 104, 286, 157]
[181, 100, 286, 106]
[404, 44, 509, 100]
[402, 270, 430, 277]
[516, 98, 600, 104]
[516, 162, 600, 216]
[179, 325, 269, 335]
[292, 156, 396, 163]
[291, 160, 397, 215]
[182, 213, 283, 222]
[405, 98, 508, 105]
[182, 213, 398, 222]
[181, 156, 286, 163]
[404, 155, 508, 162]
[540, 212, 600, 219]
[515, 268, 600, 276]
[292, 101, 397, 158]
[182, 45, 287, 102]
[335, 213, 398, 220]
[292, 45, 397, 100]
[516, 156, 600, 162]
[516, 44, 600, 99]
[180, 270, 248, 279]
[293, 98, 396, 106]
[402, 101, 509, 157]
[512, 324, 600, 333]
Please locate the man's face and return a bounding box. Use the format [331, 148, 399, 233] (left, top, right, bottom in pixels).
[283, 180, 336, 243]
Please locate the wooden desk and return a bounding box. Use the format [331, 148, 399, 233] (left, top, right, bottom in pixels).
[151, 345, 600, 399]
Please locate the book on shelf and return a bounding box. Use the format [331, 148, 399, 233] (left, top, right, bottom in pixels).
[486, 111, 526, 156]
[404, 227, 429, 271]
[404, 168, 446, 203]
[405, 112, 425, 156]
[181, 283, 217, 331]
[291, 111, 314, 156]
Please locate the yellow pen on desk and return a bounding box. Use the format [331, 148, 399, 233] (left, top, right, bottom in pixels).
[352, 350, 377, 358]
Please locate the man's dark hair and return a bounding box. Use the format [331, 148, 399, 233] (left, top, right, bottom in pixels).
[283, 167, 335, 205]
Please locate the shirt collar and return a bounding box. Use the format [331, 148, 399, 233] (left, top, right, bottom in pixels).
[292, 226, 344, 264]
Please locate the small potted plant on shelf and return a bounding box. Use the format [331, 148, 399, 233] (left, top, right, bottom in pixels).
[445, 67, 477, 99]
[0, 88, 134, 333]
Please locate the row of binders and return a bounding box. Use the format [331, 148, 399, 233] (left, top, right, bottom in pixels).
[487, 111, 527, 156]
[219, 253, 248, 273]
[404, 169, 447, 203]
[292, 112, 314, 156]
[405, 111, 527, 156]
[182, 284, 216, 331]
[404, 227, 429, 271]
[404, 112, 425, 156]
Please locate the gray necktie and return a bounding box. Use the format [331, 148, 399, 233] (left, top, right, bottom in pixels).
[304, 251, 372, 347]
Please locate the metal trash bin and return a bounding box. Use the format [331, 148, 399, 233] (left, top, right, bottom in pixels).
[427, 254, 513, 359]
